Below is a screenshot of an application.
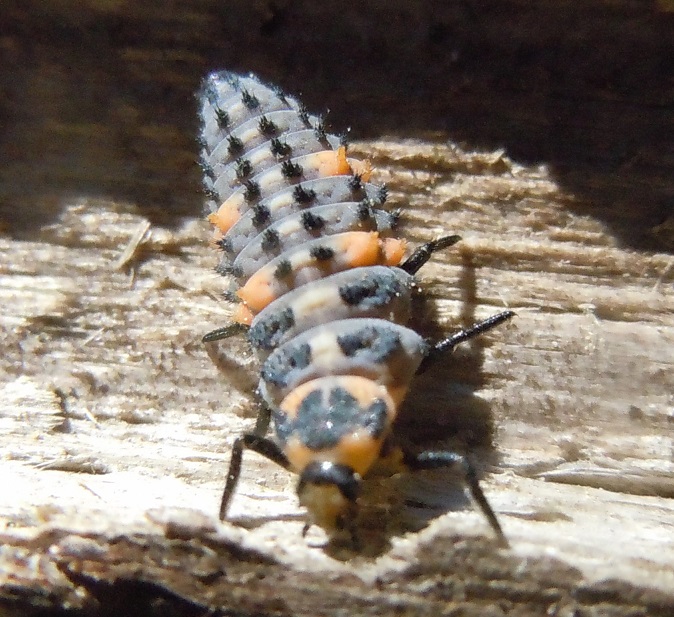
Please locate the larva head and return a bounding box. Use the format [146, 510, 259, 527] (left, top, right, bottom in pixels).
[277, 375, 397, 536]
[297, 461, 360, 537]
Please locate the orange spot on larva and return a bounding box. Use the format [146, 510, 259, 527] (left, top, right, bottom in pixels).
[314, 146, 352, 177]
[232, 303, 254, 325]
[382, 237, 407, 266]
[237, 271, 276, 313]
[332, 431, 381, 476]
[337, 231, 381, 268]
[208, 201, 241, 233]
[350, 158, 372, 182]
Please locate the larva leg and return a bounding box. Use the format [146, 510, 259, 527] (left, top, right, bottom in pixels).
[404, 449, 508, 547]
[417, 310, 515, 374]
[253, 402, 271, 435]
[202, 322, 249, 343]
[220, 433, 292, 520]
[399, 234, 462, 275]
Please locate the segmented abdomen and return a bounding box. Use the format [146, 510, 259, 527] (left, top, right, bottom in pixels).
[199, 71, 427, 448]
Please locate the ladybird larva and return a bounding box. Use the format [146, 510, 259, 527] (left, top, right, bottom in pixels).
[198, 70, 513, 545]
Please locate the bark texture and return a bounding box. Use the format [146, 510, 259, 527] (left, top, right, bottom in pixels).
[1, 1, 673, 615]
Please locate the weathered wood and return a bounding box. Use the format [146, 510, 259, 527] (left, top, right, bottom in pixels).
[1, 1, 673, 615]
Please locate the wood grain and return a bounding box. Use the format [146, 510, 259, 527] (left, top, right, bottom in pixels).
[1, 1, 673, 615]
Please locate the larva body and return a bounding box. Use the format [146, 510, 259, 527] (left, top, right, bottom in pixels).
[198, 71, 512, 543]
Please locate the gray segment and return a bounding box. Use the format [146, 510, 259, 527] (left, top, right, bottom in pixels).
[204, 110, 305, 170]
[237, 232, 352, 300]
[209, 129, 339, 190]
[233, 229, 356, 288]
[217, 177, 386, 261]
[230, 202, 397, 280]
[248, 266, 413, 354]
[259, 319, 428, 408]
[203, 111, 324, 181]
[200, 73, 305, 152]
[206, 130, 341, 205]
[209, 149, 360, 219]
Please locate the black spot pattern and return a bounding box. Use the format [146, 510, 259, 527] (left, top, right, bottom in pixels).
[258, 115, 278, 136]
[293, 184, 316, 204]
[236, 158, 253, 180]
[337, 326, 401, 362]
[214, 108, 229, 129]
[261, 342, 312, 388]
[279, 386, 389, 450]
[248, 306, 295, 351]
[244, 181, 261, 202]
[227, 135, 244, 156]
[338, 270, 403, 308]
[281, 160, 303, 178]
[270, 138, 292, 157]
[251, 205, 270, 227]
[241, 89, 260, 109]
[261, 228, 281, 251]
[274, 259, 292, 279]
[301, 211, 325, 231]
[309, 246, 335, 261]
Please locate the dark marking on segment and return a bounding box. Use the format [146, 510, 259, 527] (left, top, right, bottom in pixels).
[204, 187, 220, 202]
[216, 237, 233, 253]
[236, 158, 253, 180]
[261, 228, 281, 251]
[301, 211, 326, 231]
[281, 160, 303, 179]
[336, 326, 401, 362]
[258, 116, 278, 136]
[199, 161, 215, 180]
[248, 307, 296, 351]
[215, 108, 229, 129]
[280, 387, 388, 450]
[309, 246, 335, 261]
[244, 181, 261, 202]
[298, 104, 310, 126]
[293, 184, 317, 204]
[270, 138, 292, 157]
[338, 272, 403, 309]
[348, 175, 363, 193]
[261, 343, 313, 388]
[227, 136, 245, 156]
[314, 122, 329, 146]
[251, 205, 271, 227]
[274, 259, 293, 279]
[241, 89, 260, 109]
[357, 201, 372, 221]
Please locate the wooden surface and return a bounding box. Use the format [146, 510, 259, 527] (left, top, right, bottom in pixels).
[1, 1, 673, 615]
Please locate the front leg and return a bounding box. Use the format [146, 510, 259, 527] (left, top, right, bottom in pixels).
[253, 401, 272, 436]
[219, 433, 291, 521]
